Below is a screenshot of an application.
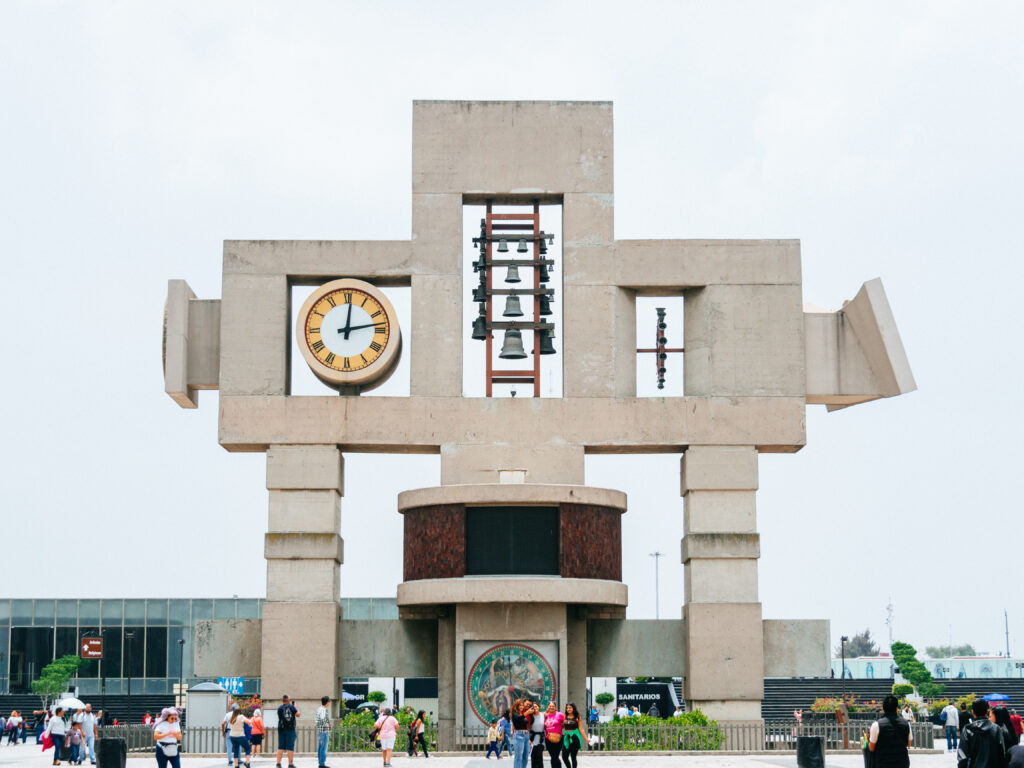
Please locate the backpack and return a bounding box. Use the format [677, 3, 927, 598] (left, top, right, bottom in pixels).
[279, 706, 295, 730]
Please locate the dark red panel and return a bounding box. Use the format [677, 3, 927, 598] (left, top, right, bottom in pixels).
[403, 504, 466, 581]
[559, 504, 622, 581]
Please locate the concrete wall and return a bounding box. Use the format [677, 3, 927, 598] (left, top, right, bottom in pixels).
[762, 620, 831, 678]
[586, 620, 685, 677]
[193, 619, 262, 678]
[339, 620, 438, 677]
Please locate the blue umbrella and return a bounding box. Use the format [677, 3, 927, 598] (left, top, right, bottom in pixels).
[983, 693, 1011, 702]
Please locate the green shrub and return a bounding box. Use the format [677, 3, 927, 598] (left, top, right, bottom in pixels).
[595, 692, 614, 706]
[929, 699, 950, 716]
[892, 684, 914, 696]
[955, 694, 977, 710]
[367, 690, 388, 703]
[600, 710, 722, 751]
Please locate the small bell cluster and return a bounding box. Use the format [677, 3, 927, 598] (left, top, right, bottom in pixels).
[471, 220, 556, 359]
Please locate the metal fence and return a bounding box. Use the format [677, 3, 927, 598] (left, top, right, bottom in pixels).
[99, 719, 933, 754]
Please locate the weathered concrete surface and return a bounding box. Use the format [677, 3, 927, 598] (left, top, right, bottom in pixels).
[260, 601, 340, 716]
[684, 602, 764, 703]
[587, 620, 685, 677]
[266, 445, 344, 493]
[762, 619, 831, 678]
[615, 240, 802, 289]
[440, 443, 586, 485]
[219, 272, 288, 396]
[219, 395, 807, 452]
[398, 484, 626, 512]
[193, 619, 262, 677]
[397, 577, 627, 607]
[339, 620, 438, 677]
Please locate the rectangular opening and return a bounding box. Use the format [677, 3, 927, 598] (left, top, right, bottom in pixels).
[289, 284, 411, 396]
[636, 296, 684, 397]
[462, 202, 563, 398]
[466, 506, 559, 575]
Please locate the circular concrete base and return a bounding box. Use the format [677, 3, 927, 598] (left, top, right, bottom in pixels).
[397, 483, 627, 513]
[397, 576, 628, 607]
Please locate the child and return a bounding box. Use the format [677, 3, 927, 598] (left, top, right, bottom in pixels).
[485, 720, 500, 758]
[67, 722, 85, 765]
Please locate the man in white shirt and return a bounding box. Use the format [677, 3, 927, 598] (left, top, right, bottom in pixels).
[79, 705, 98, 765]
[616, 704, 629, 719]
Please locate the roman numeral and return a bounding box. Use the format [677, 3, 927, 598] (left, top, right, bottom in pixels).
[360, 354, 368, 363]
[360, 297, 368, 307]
[370, 341, 382, 352]
[309, 327, 320, 334]
[375, 326, 386, 335]
[313, 311, 323, 317]
[370, 310, 382, 318]
[326, 296, 336, 307]
[312, 340, 325, 352]
[325, 353, 335, 365]
[343, 358, 351, 369]
[344, 292, 352, 303]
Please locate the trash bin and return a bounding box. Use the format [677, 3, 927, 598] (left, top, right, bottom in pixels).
[796, 735, 825, 768]
[97, 737, 127, 768]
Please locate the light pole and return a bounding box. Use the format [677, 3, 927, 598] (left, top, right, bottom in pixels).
[649, 551, 664, 620]
[125, 631, 135, 726]
[840, 635, 849, 701]
[177, 638, 186, 709]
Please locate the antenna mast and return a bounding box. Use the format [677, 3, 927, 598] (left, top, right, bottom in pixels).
[885, 599, 894, 652]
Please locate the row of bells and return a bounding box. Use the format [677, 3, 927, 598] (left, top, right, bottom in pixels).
[494, 238, 548, 255]
[473, 288, 553, 317]
[471, 322, 556, 358]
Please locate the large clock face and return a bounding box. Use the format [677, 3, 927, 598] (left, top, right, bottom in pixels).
[296, 278, 402, 390]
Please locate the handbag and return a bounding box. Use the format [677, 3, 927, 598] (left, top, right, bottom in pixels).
[546, 732, 562, 743]
[41, 730, 53, 751]
[161, 741, 179, 757]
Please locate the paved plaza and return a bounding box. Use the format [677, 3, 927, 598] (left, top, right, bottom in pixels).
[0, 740, 952, 768]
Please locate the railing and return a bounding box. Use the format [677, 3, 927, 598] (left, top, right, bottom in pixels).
[98, 719, 933, 754]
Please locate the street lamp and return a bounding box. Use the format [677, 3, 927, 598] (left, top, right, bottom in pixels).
[649, 552, 664, 620]
[840, 635, 849, 701]
[177, 639, 186, 708]
[125, 631, 135, 726]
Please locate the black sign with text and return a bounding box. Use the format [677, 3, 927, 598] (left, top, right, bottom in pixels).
[614, 683, 675, 718]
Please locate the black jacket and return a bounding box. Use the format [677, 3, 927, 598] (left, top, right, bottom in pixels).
[958, 718, 1007, 768]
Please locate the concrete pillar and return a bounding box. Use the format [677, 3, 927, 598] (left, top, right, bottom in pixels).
[681, 446, 763, 721]
[262, 445, 344, 716]
[566, 608, 588, 710]
[437, 614, 456, 750]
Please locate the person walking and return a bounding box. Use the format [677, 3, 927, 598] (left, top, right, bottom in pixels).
[315, 696, 331, 768]
[869, 695, 911, 768]
[66, 722, 84, 765]
[959, 699, 1007, 768]
[80, 704, 97, 766]
[498, 708, 512, 759]
[543, 701, 565, 768]
[486, 720, 501, 758]
[152, 708, 182, 768]
[374, 706, 399, 768]
[511, 700, 532, 768]
[646, 703, 660, 718]
[222, 705, 235, 766]
[46, 707, 68, 767]
[409, 710, 428, 758]
[35, 709, 48, 745]
[943, 700, 962, 751]
[250, 708, 264, 759]
[275, 695, 300, 768]
[992, 708, 1020, 749]
[227, 706, 253, 767]
[962, 703, 973, 735]
[560, 703, 588, 768]
[7, 710, 22, 745]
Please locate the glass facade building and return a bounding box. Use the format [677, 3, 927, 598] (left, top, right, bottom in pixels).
[0, 597, 397, 695]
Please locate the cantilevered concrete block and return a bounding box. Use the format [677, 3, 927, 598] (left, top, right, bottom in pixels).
[681, 446, 758, 494]
[805, 278, 917, 410]
[220, 272, 289, 396]
[164, 280, 220, 408]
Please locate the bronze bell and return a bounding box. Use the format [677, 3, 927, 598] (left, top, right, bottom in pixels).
[472, 315, 488, 340]
[499, 328, 527, 359]
[539, 238, 548, 255]
[517, 238, 528, 253]
[539, 294, 552, 316]
[537, 328, 556, 355]
[504, 264, 521, 283]
[538, 264, 550, 283]
[472, 286, 487, 303]
[497, 239, 509, 253]
[502, 294, 524, 317]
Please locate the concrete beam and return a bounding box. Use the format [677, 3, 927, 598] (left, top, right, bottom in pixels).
[219, 395, 807, 452]
[440, 443, 585, 485]
[339, 620, 438, 677]
[762, 619, 830, 678]
[586, 620, 685, 677]
[615, 240, 802, 288]
[193, 619, 262, 677]
[223, 240, 414, 281]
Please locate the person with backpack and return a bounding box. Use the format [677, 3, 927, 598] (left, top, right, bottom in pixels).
[275, 695, 300, 768]
[868, 695, 911, 768]
[374, 706, 400, 768]
[958, 699, 1007, 768]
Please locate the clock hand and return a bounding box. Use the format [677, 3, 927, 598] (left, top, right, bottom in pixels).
[342, 301, 354, 340]
[338, 321, 386, 333]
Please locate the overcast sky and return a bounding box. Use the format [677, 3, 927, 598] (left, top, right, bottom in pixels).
[2, 1, 1022, 661]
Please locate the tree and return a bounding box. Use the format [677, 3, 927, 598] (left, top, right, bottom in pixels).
[595, 692, 614, 707]
[925, 644, 976, 658]
[835, 629, 880, 658]
[367, 690, 388, 704]
[31, 655, 83, 706]
[891, 641, 945, 699]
